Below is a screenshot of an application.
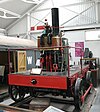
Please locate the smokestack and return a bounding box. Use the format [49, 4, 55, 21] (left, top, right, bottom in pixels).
[51, 8, 59, 36]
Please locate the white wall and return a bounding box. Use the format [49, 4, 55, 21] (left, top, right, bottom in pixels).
[64, 31, 85, 65]
[65, 30, 100, 66]
[85, 41, 100, 59]
[30, 31, 42, 46]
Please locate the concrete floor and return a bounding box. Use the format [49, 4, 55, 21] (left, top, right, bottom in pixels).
[89, 87, 100, 112]
[89, 84, 100, 112]
[0, 84, 8, 94]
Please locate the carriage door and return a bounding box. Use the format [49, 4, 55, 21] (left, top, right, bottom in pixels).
[17, 51, 26, 72]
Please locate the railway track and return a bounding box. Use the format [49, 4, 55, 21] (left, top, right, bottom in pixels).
[0, 88, 96, 112]
[10, 96, 33, 107]
[9, 95, 75, 112]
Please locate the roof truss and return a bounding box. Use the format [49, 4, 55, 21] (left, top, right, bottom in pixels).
[0, 8, 20, 19]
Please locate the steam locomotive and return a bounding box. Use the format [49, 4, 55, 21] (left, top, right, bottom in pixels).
[8, 8, 92, 110]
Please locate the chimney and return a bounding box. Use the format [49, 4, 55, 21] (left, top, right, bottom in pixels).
[51, 8, 59, 36]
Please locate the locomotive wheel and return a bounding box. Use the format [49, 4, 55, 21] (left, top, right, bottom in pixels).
[74, 78, 84, 110]
[86, 71, 92, 84]
[30, 89, 38, 97]
[9, 85, 25, 102]
[86, 71, 92, 93]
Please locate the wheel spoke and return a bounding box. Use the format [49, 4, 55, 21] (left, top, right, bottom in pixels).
[15, 93, 18, 99]
[74, 78, 84, 110]
[9, 85, 25, 102]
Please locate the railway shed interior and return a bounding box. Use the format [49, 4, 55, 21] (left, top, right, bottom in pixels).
[0, 0, 100, 112]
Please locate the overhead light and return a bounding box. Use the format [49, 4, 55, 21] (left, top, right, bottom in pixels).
[21, 0, 40, 4]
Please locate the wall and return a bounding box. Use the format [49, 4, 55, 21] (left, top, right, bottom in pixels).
[85, 40, 100, 59]
[65, 30, 100, 66]
[64, 31, 85, 65]
[30, 31, 42, 46]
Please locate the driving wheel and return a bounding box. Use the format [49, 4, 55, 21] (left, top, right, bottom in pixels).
[74, 78, 84, 110]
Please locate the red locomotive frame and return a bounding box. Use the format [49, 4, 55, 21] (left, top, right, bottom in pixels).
[9, 75, 67, 90]
[8, 65, 89, 90]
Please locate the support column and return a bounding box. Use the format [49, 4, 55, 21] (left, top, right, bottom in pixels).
[27, 13, 31, 39]
[95, 1, 100, 23]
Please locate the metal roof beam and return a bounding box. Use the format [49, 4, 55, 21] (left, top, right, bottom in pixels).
[0, 8, 20, 19]
[60, 23, 100, 31]
[60, 1, 94, 7]
[61, 3, 95, 26]
[63, 7, 97, 23]
[6, 0, 47, 30]
[0, 28, 6, 33]
[21, 0, 40, 4]
[32, 1, 95, 12]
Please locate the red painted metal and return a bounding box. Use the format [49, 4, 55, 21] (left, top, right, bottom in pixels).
[6, 46, 81, 51]
[31, 26, 35, 31]
[37, 26, 45, 30]
[53, 64, 58, 72]
[91, 69, 97, 72]
[46, 55, 49, 71]
[8, 74, 67, 90]
[34, 50, 36, 64]
[40, 57, 44, 68]
[80, 54, 83, 74]
[69, 66, 89, 86]
[81, 83, 93, 102]
[49, 54, 52, 72]
[68, 49, 70, 77]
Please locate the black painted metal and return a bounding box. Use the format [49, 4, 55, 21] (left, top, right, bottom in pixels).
[51, 8, 59, 36]
[8, 85, 25, 102]
[9, 96, 32, 107]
